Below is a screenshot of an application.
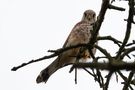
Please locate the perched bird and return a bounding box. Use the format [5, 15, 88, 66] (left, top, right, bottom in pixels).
[36, 9, 96, 83]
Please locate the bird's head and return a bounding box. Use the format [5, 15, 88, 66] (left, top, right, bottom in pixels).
[82, 9, 96, 23]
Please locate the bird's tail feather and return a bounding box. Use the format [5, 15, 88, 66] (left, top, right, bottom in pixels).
[36, 58, 60, 83]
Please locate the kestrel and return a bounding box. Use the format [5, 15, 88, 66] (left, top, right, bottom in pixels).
[36, 9, 96, 83]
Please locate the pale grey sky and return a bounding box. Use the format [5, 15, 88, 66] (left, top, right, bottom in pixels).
[0, 0, 135, 90]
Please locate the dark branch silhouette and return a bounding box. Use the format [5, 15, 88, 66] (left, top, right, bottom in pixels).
[11, 0, 135, 90]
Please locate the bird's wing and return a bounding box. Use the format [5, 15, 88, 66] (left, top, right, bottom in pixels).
[57, 21, 94, 64]
[62, 21, 91, 48]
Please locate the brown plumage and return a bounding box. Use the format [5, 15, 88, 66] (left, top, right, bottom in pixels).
[36, 9, 96, 83]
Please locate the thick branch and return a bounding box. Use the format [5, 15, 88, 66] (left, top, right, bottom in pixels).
[89, 0, 110, 45]
[72, 61, 135, 71]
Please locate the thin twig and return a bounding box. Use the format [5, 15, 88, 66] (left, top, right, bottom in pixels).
[117, 71, 127, 81]
[97, 36, 122, 47]
[75, 68, 77, 84]
[117, 71, 133, 89]
[126, 40, 135, 46]
[115, 72, 119, 82]
[96, 69, 104, 88]
[104, 71, 113, 90]
[121, 47, 135, 59]
[94, 45, 112, 61]
[83, 68, 95, 77]
[123, 71, 135, 90]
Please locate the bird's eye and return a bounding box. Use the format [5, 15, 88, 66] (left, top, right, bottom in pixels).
[84, 12, 87, 17]
[93, 14, 95, 18]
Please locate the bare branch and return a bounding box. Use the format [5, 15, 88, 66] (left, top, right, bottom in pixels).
[75, 68, 77, 84]
[126, 40, 135, 46]
[11, 43, 112, 71]
[89, 0, 110, 45]
[11, 0, 135, 89]
[116, 0, 134, 59]
[96, 69, 105, 88]
[95, 45, 112, 61]
[97, 36, 122, 47]
[117, 71, 127, 81]
[123, 71, 135, 90]
[108, 4, 125, 11]
[11, 44, 89, 71]
[83, 68, 95, 77]
[72, 61, 135, 71]
[104, 71, 113, 90]
[11, 54, 58, 71]
[121, 47, 135, 59]
[117, 71, 134, 89]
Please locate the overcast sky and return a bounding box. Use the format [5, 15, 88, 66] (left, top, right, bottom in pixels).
[0, 0, 135, 90]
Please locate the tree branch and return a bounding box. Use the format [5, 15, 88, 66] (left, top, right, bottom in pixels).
[11, 43, 113, 71]
[104, 71, 113, 90]
[126, 40, 135, 46]
[89, 0, 110, 45]
[116, 0, 134, 59]
[97, 36, 122, 47]
[72, 61, 135, 71]
[11, 0, 135, 89]
[108, 4, 125, 11]
[123, 71, 135, 90]
[121, 47, 135, 59]
[94, 45, 112, 61]
[11, 44, 89, 71]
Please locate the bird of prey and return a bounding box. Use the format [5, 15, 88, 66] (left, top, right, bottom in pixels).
[36, 9, 96, 83]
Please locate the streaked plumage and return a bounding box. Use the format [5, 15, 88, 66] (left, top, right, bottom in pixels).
[36, 9, 96, 83]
